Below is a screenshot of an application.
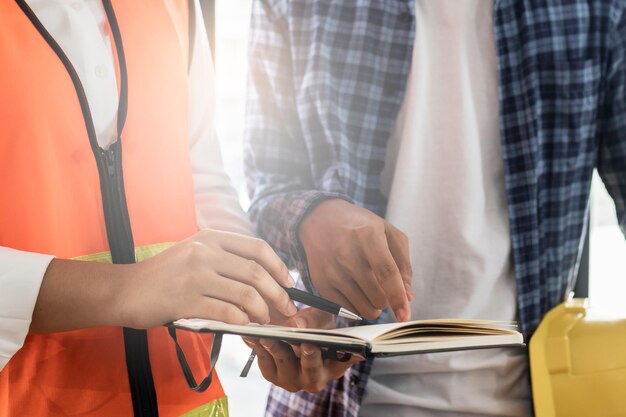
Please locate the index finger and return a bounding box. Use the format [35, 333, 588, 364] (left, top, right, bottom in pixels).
[362, 237, 411, 322]
[384, 221, 413, 301]
[206, 230, 295, 288]
[214, 251, 297, 319]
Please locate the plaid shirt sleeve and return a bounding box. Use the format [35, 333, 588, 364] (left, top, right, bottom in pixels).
[244, 0, 351, 289]
[597, 4, 626, 236]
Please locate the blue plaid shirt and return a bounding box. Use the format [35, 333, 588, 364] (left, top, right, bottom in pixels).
[244, 1, 626, 416]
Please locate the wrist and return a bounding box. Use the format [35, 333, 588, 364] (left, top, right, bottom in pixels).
[298, 198, 347, 242]
[109, 262, 141, 329]
[31, 259, 135, 333]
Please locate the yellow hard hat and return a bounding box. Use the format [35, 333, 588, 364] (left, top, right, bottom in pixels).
[530, 295, 626, 417]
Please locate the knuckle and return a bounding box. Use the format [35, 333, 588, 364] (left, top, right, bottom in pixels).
[248, 260, 264, 280]
[352, 224, 374, 240]
[197, 229, 211, 240]
[279, 259, 289, 275]
[239, 285, 258, 303]
[198, 229, 219, 245]
[276, 352, 290, 365]
[241, 289, 270, 322]
[253, 238, 270, 254]
[398, 231, 409, 246]
[273, 259, 289, 280]
[200, 228, 214, 237]
[376, 263, 395, 282]
[223, 305, 249, 325]
[231, 315, 248, 326]
[186, 241, 206, 261]
[260, 306, 271, 324]
[401, 264, 413, 279]
[371, 295, 387, 310]
[277, 290, 293, 311]
[300, 361, 315, 373]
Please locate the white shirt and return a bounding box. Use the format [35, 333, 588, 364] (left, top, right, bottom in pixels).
[0, 0, 252, 371]
[359, 1, 531, 416]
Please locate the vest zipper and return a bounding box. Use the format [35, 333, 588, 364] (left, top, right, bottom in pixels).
[99, 144, 135, 264]
[97, 142, 160, 417]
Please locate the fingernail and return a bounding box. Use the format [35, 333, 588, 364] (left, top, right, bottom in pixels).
[396, 307, 408, 322]
[302, 344, 315, 356]
[292, 346, 302, 358]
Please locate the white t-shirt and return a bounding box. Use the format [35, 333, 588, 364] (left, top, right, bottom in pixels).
[0, 0, 252, 371]
[359, 1, 531, 416]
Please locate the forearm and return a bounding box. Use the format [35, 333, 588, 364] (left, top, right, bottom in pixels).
[30, 258, 129, 333]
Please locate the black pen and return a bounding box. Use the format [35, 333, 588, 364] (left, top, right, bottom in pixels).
[239, 287, 362, 377]
[283, 287, 362, 321]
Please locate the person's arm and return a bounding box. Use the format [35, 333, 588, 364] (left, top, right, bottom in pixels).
[244, 0, 351, 268]
[3, 232, 298, 370]
[244, 0, 412, 321]
[30, 230, 297, 333]
[597, 6, 626, 235]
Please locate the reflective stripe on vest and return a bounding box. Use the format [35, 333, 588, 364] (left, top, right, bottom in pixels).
[0, 1, 227, 416]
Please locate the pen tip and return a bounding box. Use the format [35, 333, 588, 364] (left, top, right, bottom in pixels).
[340, 308, 363, 321]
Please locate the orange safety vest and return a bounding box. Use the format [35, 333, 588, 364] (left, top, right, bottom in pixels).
[0, 1, 227, 416]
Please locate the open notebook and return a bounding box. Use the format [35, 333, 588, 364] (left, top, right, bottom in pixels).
[172, 318, 525, 359]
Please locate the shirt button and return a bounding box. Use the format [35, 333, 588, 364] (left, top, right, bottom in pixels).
[71, 2, 83, 11]
[94, 65, 108, 79]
